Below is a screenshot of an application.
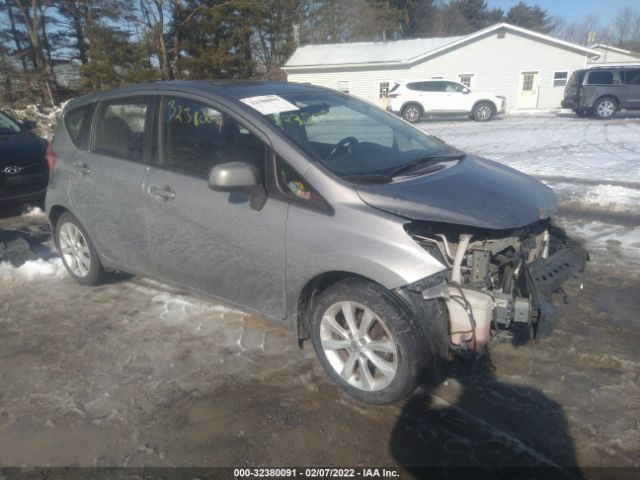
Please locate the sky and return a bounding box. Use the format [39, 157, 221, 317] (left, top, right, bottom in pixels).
[486, 0, 639, 24]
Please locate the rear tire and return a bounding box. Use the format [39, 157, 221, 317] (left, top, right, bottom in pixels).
[402, 103, 422, 123]
[472, 102, 494, 121]
[309, 278, 445, 404]
[593, 97, 617, 119]
[56, 212, 104, 285]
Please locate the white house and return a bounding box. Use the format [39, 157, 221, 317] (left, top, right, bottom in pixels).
[283, 23, 601, 112]
[588, 44, 640, 65]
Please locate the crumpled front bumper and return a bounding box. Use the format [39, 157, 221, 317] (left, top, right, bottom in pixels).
[523, 229, 589, 337]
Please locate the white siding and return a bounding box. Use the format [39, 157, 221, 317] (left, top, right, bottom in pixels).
[287, 30, 592, 111]
[287, 66, 411, 108]
[589, 47, 640, 65]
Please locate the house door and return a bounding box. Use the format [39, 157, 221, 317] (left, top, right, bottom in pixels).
[378, 81, 390, 108]
[519, 72, 539, 109]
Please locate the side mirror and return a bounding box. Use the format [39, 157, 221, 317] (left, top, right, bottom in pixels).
[208, 161, 258, 192]
[22, 120, 37, 130]
[462, 88, 470, 94]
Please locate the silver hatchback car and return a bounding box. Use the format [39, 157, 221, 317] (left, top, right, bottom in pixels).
[46, 81, 587, 404]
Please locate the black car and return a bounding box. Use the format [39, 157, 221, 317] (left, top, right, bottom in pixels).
[0, 110, 49, 204]
[562, 66, 640, 119]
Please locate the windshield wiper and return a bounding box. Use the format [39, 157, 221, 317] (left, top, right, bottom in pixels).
[342, 173, 392, 184]
[387, 152, 465, 178]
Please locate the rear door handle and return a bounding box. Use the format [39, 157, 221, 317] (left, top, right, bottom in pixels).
[73, 162, 91, 175]
[147, 185, 176, 201]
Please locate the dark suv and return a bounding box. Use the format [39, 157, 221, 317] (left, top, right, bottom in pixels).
[562, 66, 640, 119]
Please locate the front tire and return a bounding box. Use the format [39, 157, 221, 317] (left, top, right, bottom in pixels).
[402, 103, 422, 123]
[472, 102, 494, 121]
[593, 97, 617, 119]
[309, 278, 442, 404]
[56, 212, 104, 285]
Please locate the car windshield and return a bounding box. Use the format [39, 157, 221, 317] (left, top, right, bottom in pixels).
[257, 92, 454, 178]
[0, 112, 22, 134]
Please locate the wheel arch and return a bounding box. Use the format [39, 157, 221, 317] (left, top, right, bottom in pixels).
[47, 204, 71, 244]
[293, 271, 384, 345]
[595, 94, 619, 108]
[472, 99, 497, 113]
[401, 101, 424, 115]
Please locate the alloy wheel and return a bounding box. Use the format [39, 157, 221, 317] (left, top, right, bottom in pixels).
[59, 222, 91, 278]
[597, 100, 615, 118]
[476, 104, 492, 120]
[319, 301, 398, 391]
[404, 106, 420, 122]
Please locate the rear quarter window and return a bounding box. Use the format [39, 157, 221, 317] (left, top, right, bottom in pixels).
[587, 71, 614, 85]
[63, 104, 94, 150]
[623, 69, 640, 85]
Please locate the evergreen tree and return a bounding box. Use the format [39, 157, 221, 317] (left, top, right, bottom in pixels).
[177, 0, 256, 79]
[506, 1, 554, 34]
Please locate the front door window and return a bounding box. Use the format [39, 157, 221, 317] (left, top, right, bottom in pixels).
[161, 96, 265, 181]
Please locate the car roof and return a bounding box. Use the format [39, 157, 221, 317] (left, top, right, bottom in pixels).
[402, 79, 455, 84]
[65, 80, 331, 110]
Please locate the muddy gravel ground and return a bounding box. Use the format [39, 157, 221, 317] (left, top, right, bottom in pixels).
[1, 206, 639, 475]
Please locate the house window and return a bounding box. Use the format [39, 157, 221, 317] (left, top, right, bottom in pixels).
[458, 74, 474, 88]
[337, 81, 350, 94]
[379, 81, 390, 99]
[553, 72, 568, 87]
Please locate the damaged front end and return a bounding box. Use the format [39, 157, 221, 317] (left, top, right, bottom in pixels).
[403, 220, 588, 351]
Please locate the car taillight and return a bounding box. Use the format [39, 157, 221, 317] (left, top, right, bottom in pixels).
[46, 138, 56, 172]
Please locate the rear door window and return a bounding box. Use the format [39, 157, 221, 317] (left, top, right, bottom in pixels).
[64, 104, 94, 150]
[587, 71, 614, 85]
[94, 97, 149, 162]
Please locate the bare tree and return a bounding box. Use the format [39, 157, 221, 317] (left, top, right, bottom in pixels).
[13, 0, 57, 105]
[140, 0, 173, 80]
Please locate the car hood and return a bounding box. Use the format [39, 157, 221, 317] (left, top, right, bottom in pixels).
[354, 155, 557, 230]
[0, 131, 46, 168]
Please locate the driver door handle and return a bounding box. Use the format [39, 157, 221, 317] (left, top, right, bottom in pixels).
[147, 185, 175, 201]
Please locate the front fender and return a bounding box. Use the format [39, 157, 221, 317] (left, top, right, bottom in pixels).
[284, 202, 446, 331]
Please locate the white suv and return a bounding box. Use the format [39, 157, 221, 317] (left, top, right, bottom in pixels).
[387, 80, 506, 123]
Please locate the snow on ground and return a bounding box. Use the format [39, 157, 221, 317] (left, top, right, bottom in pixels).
[19, 205, 46, 217]
[417, 113, 640, 217]
[0, 257, 64, 281]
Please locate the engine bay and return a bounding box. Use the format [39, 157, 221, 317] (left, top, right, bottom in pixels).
[405, 219, 588, 351]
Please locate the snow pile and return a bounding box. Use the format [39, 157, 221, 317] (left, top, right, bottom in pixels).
[0, 257, 65, 282]
[20, 205, 46, 217]
[551, 183, 640, 216]
[7, 100, 68, 139]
